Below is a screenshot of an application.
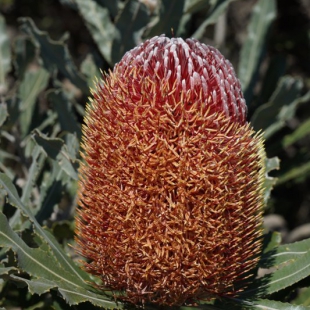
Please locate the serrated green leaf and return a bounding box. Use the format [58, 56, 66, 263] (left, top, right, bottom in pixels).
[260, 238, 310, 270]
[0, 14, 11, 95]
[111, 0, 150, 64]
[179, 304, 221, 310]
[191, 0, 236, 39]
[232, 298, 310, 310]
[57, 285, 122, 308]
[0, 140, 13, 181]
[47, 89, 81, 138]
[0, 101, 8, 127]
[242, 244, 310, 297]
[36, 110, 58, 133]
[255, 54, 286, 108]
[18, 67, 49, 108]
[58, 0, 78, 10]
[33, 130, 78, 180]
[265, 157, 280, 174]
[263, 157, 280, 205]
[277, 161, 310, 185]
[0, 173, 87, 285]
[146, 0, 185, 37]
[33, 133, 63, 159]
[13, 36, 36, 78]
[35, 165, 64, 225]
[238, 0, 276, 95]
[283, 118, 310, 147]
[64, 131, 79, 159]
[261, 231, 282, 256]
[19, 17, 89, 94]
[81, 54, 101, 88]
[251, 77, 306, 140]
[75, 0, 117, 65]
[9, 274, 58, 296]
[0, 149, 19, 162]
[292, 286, 310, 306]
[32, 132, 78, 224]
[18, 66, 50, 136]
[95, 0, 119, 18]
[52, 221, 74, 242]
[0, 265, 18, 275]
[275, 238, 310, 263]
[5, 95, 21, 125]
[0, 212, 123, 308]
[177, 12, 192, 38]
[0, 212, 82, 286]
[21, 145, 46, 205]
[9, 144, 46, 230]
[184, 0, 209, 14]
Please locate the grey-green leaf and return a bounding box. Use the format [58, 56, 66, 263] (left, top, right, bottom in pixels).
[261, 231, 282, 256]
[283, 117, 310, 147]
[259, 237, 310, 270]
[75, 0, 117, 65]
[0, 100, 8, 127]
[33, 130, 78, 180]
[0, 14, 11, 95]
[292, 286, 310, 306]
[191, 0, 236, 39]
[255, 54, 287, 107]
[9, 144, 46, 230]
[95, 0, 119, 18]
[47, 89, 81, 138]
[111, 0, 150, 64]
[20, 17, 89, 94]
[238, 0, 276, 95]
[263, 156, 280, 205]
[0, 265, 18, 276]
[236, 298, 310, 310]
[251, 76, 305, 140]
[0, 173, 86, 285]
[81, 54, 102, 88]
[0, 212, 81, 286]
[184, 0, 209, 14]
[36, 160, 68, 225]
[0, 212, 123, 308]
[13, 37, 36, 78]
[277, 161, 310, 185]
[18, 66, 50, 136]
[9, 275, 58, 296]
[146, 0, 185, 37]
[243, 240, 310, 297]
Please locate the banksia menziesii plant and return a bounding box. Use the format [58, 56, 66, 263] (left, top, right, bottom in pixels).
[75, 35, 265, 306]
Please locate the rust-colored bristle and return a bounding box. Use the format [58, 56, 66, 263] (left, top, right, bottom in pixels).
[75, 35, 265, 306]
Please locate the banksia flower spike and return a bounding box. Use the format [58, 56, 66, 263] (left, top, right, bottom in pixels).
[75, 35, 265, 306]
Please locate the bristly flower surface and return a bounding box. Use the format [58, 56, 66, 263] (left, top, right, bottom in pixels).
[75, 35, 265, 306]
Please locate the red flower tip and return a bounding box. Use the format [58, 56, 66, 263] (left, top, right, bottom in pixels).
[116, 35, 247, 124]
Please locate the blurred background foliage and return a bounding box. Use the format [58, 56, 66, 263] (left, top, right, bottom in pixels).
[0, 0, 310, 309]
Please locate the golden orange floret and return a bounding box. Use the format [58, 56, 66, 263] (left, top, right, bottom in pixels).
[75, 35, 265, 306]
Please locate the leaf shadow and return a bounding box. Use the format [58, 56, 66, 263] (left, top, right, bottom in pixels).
[233, 232, 278, 300]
